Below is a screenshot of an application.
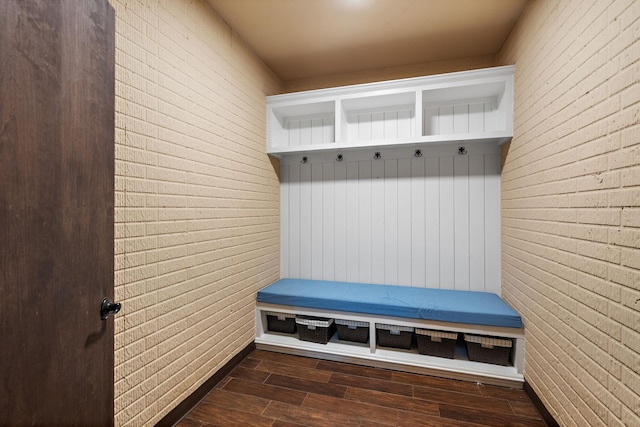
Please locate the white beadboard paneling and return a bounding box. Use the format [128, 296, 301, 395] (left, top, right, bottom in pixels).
[423, 106, 439, 135]
[371, 112, 384, 140]
[280, 144, 501, 294]
[288, 121, 300, 146]
[438, 106, 454, 135]
[398, 109, 413, 138]
[334, 162, 348, 281]
[346, 162, 359, 282]
[439, 156, 455, 289]
[311, 163, 323, 280]
[469, 103, 485, 133]
[286, 114, 335, 146]
[322, 163, 335, 280]
[425, 156, 440, 289]
[469, 154, 486, 292]
[289, 164, 301, 278]
[453, 155, 470, 291]
[453, 104, 469, 134]
[300, 163, 312, 279]
[384, 160, 399, 284]
[358, 161, 373, 283]
[371, 159, 385, 283]
[485, 154, 501, 295]
[411, 157, 426, 287]
[280, 164, 290, 277]
[398, 159, 412, 286]
[384, 112, 398, 140]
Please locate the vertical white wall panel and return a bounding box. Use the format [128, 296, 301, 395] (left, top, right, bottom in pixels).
[280, 164, 290, 277]
[397, 159, 412, 286]
[425, 157, 441, 289]
[469, 155, 486, 292]
[371, 160, 385, 283]
[322, 164, 335, 280]
[439, 106, 454, 135]
[358, 161, 373, 283]
[311, 163, 323, 280]
[299, 163, 312, 278]
[334, 162, 348, 281]
[453, 155, 470, 291]
[371, 112, 384, 139]
[453, 104, 469, 134]
[288, 164, 301, 279]
[280, 147, 501, 294]
[384, 160, 398, 284]
[346, 162, 360, 282]
[485, 154, 501, 295]
[439, 156, 455, 289]
[411, 157, 426, 287]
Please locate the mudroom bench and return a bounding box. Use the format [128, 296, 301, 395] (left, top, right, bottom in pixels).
[255, 279, 524, 387]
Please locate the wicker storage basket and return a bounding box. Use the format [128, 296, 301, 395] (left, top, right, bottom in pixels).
[464, 334, 513, 366]
[265, 311, 297, 334]
[335, 319, 369, 343]
[295, 316, 336, 344]
[416, 329, 458, 359]
[376, 324, 414, 349]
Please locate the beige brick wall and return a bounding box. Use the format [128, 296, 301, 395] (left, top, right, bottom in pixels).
[110, 1, 282, 425]
[498, 0, 639, 425]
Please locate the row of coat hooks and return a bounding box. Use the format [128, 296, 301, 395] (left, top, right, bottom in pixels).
[299, 146, 468, 164]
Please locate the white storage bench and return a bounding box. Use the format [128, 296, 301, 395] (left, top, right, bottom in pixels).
[255, 279, 524, 387]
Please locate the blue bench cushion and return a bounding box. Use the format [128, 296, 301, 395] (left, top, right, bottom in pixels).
[258, 279, 522, 329]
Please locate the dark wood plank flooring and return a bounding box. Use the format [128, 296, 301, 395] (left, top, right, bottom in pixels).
[178, 350, 546, 427]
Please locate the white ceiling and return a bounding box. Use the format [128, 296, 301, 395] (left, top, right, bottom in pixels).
[207, 0, 529, 81]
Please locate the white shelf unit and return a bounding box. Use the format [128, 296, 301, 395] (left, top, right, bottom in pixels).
[256, 303, 525, 388]
[266, 66, 514, 158]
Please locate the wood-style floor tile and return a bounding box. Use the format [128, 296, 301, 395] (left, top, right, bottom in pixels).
[262, 401, 361, 427]
[329, 372, 414, 396]
[200, 389, 270, 415]
[271, 420, 306, 427]
[391, 371, 482, 395]
[256, 359, 333, 383]
[239, 357, 263, 369]
[250, 350, 319, 368]
[303, 393, 398, 426]
[315, 359, 394, 380]
[479, 384, 529, 400]
[265, 373, 347, 398]
[396, 409, 484, 426]
[181, 350, 547, 427]
[222, 378, 306, 406]
[439, 403, 547, 427]
[184, 401, 275, 427]
[175, 418, 203, 427]
[228, 365, 271, 383]
[345, 386, 439, 416]
[509, 399, 544, 420]
[413, 384, 513, 413]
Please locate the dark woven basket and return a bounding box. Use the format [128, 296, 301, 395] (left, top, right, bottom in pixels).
[266, 313, 296, 334]
[465, 335, 512, 366]
[336, 320, 369, 343]
[296, 316, 336, 344]
[376, 324, 413, 349]
[416, 330, 457, 359]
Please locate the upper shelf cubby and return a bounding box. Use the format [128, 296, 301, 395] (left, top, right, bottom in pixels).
[266, 65, 514, 157]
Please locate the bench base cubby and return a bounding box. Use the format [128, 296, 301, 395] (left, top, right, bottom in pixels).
[256, 303, 524, 388]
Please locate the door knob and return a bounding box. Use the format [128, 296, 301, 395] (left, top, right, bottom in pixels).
[100, 298, 121, 320]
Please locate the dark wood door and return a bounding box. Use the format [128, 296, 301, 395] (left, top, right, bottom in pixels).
[0, 0, 115, 425]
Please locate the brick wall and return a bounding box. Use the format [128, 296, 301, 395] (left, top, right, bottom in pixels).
[110, 1, 282, 425]
[498, 0, 639, 425]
